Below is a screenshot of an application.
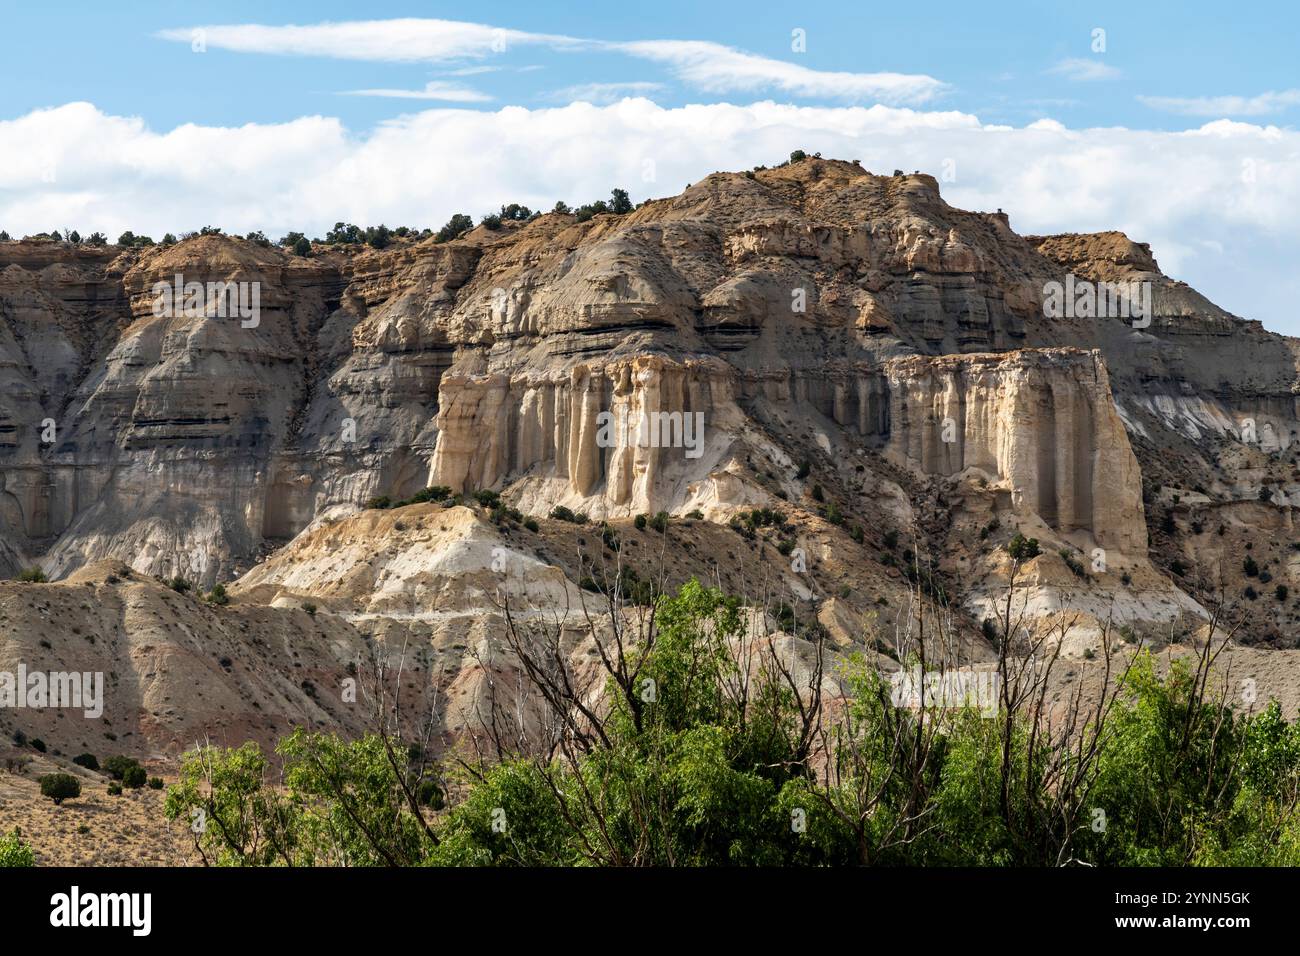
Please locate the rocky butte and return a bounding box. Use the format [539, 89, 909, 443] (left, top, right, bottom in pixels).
[3, 156, 1300, 757]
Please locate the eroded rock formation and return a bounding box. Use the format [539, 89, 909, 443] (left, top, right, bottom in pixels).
[883, 349, 1146, 553]
[2, 156, 1298, 644]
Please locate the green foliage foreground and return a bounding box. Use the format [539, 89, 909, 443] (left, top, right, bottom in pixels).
[0, 828, 35, 867]
[165, 581, 1300, 866]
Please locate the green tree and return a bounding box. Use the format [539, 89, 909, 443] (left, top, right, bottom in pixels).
[103, 755, 142, 781]
[0, 828, 35, 867]
[164, 741, 293, 866]
[1006, 533, 1041, 561]
[72, 753, 99, 771]
[435, 214, 473, 243]
[609, 188, 632, 214]
[39, 774, 81, 805]
[122, 764, 147, 789]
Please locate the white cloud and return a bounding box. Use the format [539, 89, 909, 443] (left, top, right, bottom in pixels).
[340, 81, 491, 102]
[549, 82, 665, 105]
[3, 99, 1298, 333]
[157, 18, 946, 105]
[1138, 89, 1300, 117]
[613, 40, 946, 104]
[157, 19, 577, 62]
[1048, 57, 1122, 82]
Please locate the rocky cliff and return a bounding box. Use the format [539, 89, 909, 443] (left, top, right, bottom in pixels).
[4, 156, 1300, 654]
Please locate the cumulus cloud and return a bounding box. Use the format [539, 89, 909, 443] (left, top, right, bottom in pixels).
[549, 82, 666, 105]
[1138, 89, 1300, 117]
[157, 18, 946, 105]
[2, 99, 1297, 333]
[1048, 58, 1122, 82]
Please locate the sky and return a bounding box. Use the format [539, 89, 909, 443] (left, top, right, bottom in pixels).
[1, 0, 1298, 332]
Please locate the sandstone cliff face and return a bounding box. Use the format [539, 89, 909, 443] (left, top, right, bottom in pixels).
[882, 349, 1147, 553]
[430, 354, 743, 515]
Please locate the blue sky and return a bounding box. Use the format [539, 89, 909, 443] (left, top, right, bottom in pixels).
[2, 1, 1295, 129]
[1, 1, 1298, 331]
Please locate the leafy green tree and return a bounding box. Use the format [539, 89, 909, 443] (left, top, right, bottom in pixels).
[103, 755, 142, 780]
[1006, 533, 1041, 561]
[0, 828, 35, 867]
[1080, 655, 1300, 865]
[324, 222, 358, 244]
[435, 213, 473, 243]
[609, 188, 632, 214]
[39, 773, 81, 805]
[164, 741, 294, 865]
[122, 764, 147, 789]
[165, 726, 446, 866]
[574, 200, 608, 223]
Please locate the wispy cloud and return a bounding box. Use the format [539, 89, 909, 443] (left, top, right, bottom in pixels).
[1048, 57, 1121, 82]
[616, 40, 945, 103]
[549, 82, 665, 105]
[339, 81, 491, 102]
[157, 18, 946, 105]
[1138, 89, 1300, 116]
[157, 19, 579, 62]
